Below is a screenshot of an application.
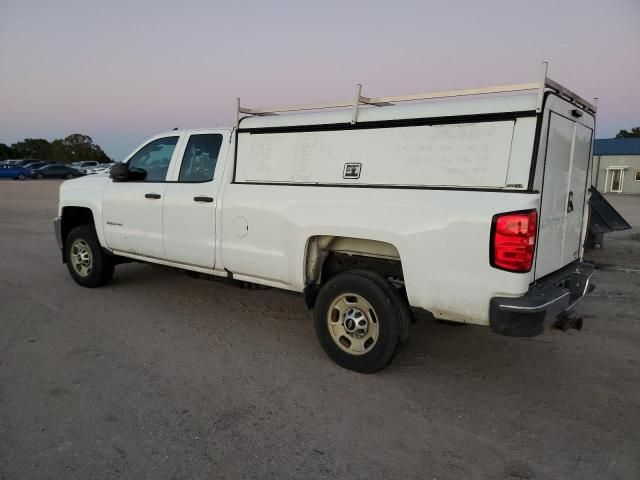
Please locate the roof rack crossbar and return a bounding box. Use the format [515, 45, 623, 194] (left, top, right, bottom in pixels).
[364, 82, 541, 105]
[235, 63, 596, 128]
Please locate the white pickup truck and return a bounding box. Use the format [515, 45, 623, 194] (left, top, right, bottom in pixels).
[55, 68, 596, 372]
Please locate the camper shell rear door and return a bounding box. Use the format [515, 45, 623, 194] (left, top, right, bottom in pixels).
[533, 94, 595, 280]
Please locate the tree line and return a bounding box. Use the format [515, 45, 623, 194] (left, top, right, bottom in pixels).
[1, 127, 636, 164]
[0, 134, 112, 164]
[615, 127, 640, 138]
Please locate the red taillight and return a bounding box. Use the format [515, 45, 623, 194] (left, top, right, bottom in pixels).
[490, 209, 537, 273]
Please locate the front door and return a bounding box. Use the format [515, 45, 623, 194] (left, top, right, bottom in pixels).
[610, 169, 623, 193]
[162, 130, 229, 268]
[102, 135, 182, 260]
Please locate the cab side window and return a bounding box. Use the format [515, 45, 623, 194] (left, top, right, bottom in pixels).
[178, 134, 223, 182]
[128, 136, 179, 182]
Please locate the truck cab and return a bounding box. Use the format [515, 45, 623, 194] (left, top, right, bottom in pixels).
[102, 129, 231, 268]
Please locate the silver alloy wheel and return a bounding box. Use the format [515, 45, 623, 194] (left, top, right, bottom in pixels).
[327, 293, 379, 355]
[70, 239, 93, 277]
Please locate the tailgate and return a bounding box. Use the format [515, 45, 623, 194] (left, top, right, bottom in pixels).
[588, 187, 632, 234]
[535, 97, 594, 279]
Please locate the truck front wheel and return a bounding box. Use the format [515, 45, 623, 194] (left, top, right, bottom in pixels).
[65, 225, 115, 288]
[314, 270, 410, 373]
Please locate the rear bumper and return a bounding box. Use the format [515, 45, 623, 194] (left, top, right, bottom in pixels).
[490, 262, 595, 337]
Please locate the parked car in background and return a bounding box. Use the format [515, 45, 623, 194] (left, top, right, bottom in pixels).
[71, 161, 100, 169]
[32, 164, 83, 179]
[15, 159, 45, 167]
[85, 162, 114, 175]
[0, 164, 33, 180]
[22, 161, 51, 170]
[70, 161, 104, 174]
[21, 160, 48, 168]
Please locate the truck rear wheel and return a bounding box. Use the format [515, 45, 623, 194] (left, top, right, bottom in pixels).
[65, 225, 115, 288]
[314, 270, 410, 373]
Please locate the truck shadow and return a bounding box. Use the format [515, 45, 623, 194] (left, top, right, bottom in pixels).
[108, 262, 582, 384]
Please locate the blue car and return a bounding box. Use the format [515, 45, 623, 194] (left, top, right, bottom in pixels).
[0, 164, 33, 180]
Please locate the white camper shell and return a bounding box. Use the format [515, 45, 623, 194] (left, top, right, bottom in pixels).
[55, 66, 596, 372]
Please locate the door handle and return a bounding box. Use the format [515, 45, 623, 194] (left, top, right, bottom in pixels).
[145, 193, 161, 199]
[567, 191, 574, 213]
[193, 196, 214, 203]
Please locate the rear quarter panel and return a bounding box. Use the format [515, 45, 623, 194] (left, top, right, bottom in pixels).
[220, 184, 540, 325]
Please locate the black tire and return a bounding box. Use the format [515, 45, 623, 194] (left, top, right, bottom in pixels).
[35, 173, 43, 179]
[18, 174, 26, 180]
[314, 270, 410, 373]
[65, 225, 115, 288]
[65, 173, 73, 179]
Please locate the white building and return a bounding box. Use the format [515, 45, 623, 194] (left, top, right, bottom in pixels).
[592, 138, 640, 194]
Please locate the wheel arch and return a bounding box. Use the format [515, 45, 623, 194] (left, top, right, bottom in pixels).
[303, 235, 404, 308]
[60, 206, 96, 262]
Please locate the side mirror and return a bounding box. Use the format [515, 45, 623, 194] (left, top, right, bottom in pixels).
[110, 162, 129, 181]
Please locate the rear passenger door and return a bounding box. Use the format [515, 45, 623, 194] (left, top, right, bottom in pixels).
[162, 130, 229, 268]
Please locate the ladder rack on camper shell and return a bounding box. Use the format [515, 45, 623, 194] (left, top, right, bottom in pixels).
[236, 63, 597, 128]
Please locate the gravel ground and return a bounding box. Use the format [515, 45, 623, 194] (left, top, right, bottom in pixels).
[0, 180, 638, 480]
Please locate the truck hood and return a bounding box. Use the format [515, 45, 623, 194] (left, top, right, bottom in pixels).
[61, 173, 110, 192]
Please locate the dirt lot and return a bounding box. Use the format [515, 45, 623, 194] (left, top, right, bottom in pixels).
[0, 180, 638, 479]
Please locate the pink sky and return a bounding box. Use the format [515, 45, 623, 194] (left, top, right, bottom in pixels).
[1, 0, 639, 160]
